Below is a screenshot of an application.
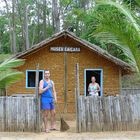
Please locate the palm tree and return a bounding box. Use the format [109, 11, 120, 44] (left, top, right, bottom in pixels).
[93, 0, 140, 71]
[0, 58, 24, 96]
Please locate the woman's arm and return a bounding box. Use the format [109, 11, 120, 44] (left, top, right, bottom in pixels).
[88, 83, 91, 92]
[97, 83, 100, 92]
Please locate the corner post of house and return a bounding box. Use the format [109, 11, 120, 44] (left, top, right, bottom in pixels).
[35, 63, 41, 132]
[75, 63, 80, 132]
[119, 68, 122, 95]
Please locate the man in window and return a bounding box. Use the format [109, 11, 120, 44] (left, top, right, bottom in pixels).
[39, 70, 57, 133]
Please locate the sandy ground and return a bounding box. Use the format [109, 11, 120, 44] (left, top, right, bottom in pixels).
[0, 130, 140, 140]
[0, 121, 140, 140]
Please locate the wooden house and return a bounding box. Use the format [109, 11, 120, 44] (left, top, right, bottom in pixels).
[7, 30, 135, 113]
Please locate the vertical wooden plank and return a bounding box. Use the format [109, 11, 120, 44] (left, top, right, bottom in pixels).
[126, 95, 132, 131]
[136, 94, 140, 130]
[134, 94, 140, 130]
[7, 97, 10, 131]
[0, 97, 4, 131]
[114, 96, 121, 131]
[128, 94, 134, 131]
[35, 64, 41, 132]
[33, 96, 37, 131]
[85, 96, 90, 132]
[103, 96, 110, 131]
[137, 94, 140, 130]
[95, 96, 100, 131]
[89, 96, 93, 132]
[64, 52, 68, 112]
[26, 97, 30, 131]
[82, 97, 86, 132]
[92, 96, 99, 132]
[130, 94, 135, 130]
[9, 96, 12, 131]
[109, 96, 113, 131]
[98, 96, 104, 131]
[21, 96, 24, 131]
[3, 96, 7, 131]
[12, 97, 15, 131]
[78, 96, 82, 132]
[16, 97, 19, 131]
[75, 63, 80, 132]
[121, 95, 128, 131]
[91, 96, 95, 131]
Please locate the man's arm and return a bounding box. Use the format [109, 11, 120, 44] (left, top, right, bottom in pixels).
[52, 81, 57, 102]
[39, 80, 49, 94]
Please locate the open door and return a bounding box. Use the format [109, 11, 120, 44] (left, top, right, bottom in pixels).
[84, 69, 103, 96]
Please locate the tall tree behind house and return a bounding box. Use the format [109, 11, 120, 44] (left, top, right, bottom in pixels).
[24, 4, 30, 50]
[3, 0, 13, 53]
[52, 0, 60, 33]
[12, 0, 17, 53]
[43, 0, 47, 39]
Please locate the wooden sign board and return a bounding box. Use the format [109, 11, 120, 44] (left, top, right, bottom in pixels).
[50, 47, 80, 52]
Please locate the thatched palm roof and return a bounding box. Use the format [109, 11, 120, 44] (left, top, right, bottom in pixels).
[12, 30, 136, 72]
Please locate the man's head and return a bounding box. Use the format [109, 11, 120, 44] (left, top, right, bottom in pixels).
[91, 76, 96, 83]
[44, 70, 50, 79]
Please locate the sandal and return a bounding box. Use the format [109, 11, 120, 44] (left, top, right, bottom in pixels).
[50, 128, 58, 131]
[45, 129, 50, 133]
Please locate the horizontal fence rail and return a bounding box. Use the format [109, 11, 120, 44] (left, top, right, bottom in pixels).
[0, 96, 37, 132]
[121, 88, 140, 95]
[77, 94, 140, 132]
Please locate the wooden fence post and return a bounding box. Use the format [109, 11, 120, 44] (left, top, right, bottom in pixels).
[75, 63, 80, 132]
[35, 64, 41, 132]
[64, 52, 68, 113]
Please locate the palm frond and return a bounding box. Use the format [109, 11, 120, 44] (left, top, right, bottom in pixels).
[93, 2, 140, 71]
[95, 0, 140, 34]
[135, 0, 140, 8]
[0, 58, 25, 71]
[93, 32, 137, 66]
[0, 72, 23, 88]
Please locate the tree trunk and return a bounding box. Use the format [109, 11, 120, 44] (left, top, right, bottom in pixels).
[12, 0, 17, 53]
[37, 0, 40, 42]
[52, 0, 60, 33]
[43, 0, 47, 39]
[3, 0, 13, 53]
[16, 0, 26, 51]
[24, 5, 30, 50]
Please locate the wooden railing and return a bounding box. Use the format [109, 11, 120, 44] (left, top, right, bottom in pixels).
[76, 94, 140, 132]
[0, 96, 37, 132]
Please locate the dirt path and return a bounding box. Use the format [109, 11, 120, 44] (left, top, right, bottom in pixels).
[0, 121, 140, 140]
[0, 131, 140, 140]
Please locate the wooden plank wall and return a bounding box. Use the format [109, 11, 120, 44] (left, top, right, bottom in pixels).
[77, 94, 140, 132]
[0, 96, 37, 132]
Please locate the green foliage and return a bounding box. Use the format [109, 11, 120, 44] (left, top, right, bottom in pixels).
[91, 0, 140, 71]
[0, 0, 140, 72]
[0, 58, 25, 71]
[0, 58, 25, 93]
[0, 70, 23, 89]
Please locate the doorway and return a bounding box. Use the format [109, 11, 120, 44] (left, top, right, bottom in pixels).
[84, 69, 103, 96]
